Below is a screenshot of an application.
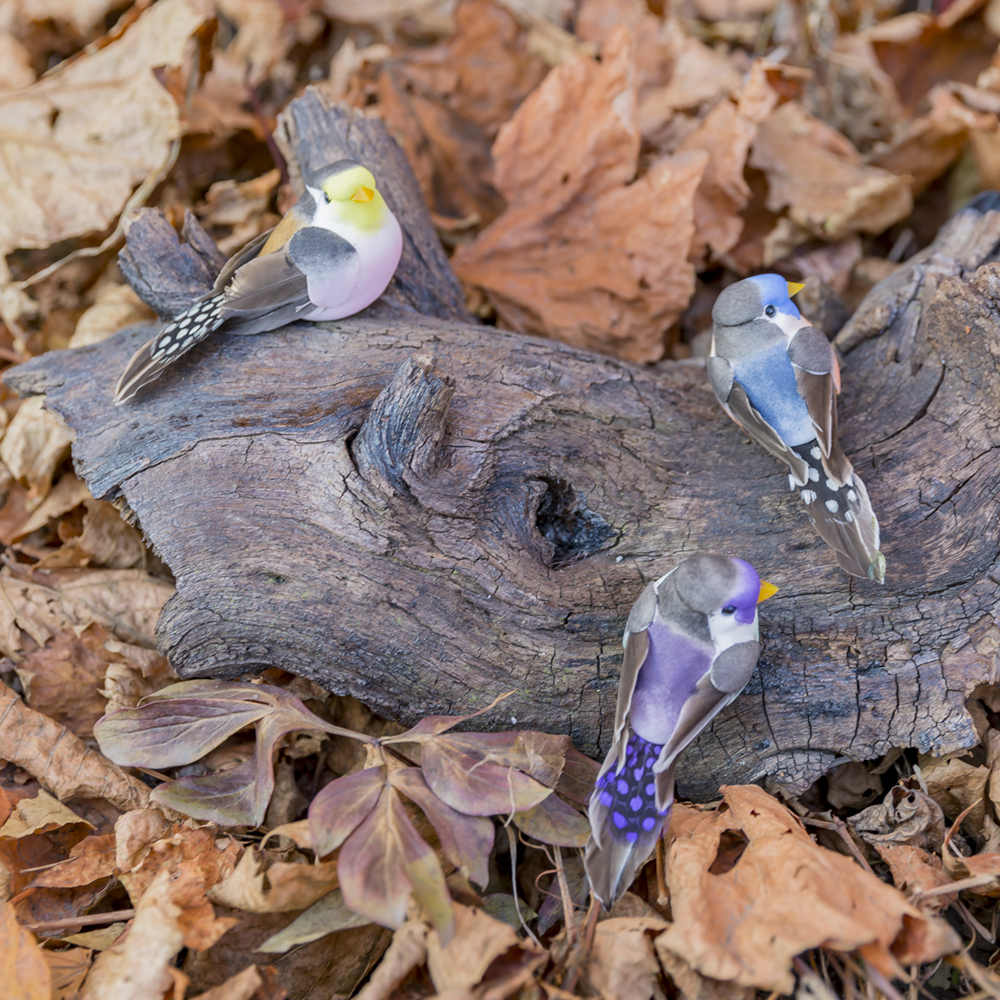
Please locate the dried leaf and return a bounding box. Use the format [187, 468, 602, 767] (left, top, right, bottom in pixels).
[31, 832, 116, 888]
[2, 472, 90, 545]
[655, 785, 959, 993]
[338, 784, 454, 939]
[37, 499, 147, 570]
[64, 924, 128, 951]
[0, 788, 92, 839]
[188, 965, 269, 1000]
[875, 844, 956, 912]
[512, 791, 590, 847]
[0, 899, 51, 1000]
[70, 283, 156, 349]
[389, 766, 494, 887]
[849, 780, 946, 852]
[424, 901, 546, 993]
[44, 945, 93, 1000]
[79, 866, 185, 1000]
[258, 888, 371, 952]
[208, 846, 339, 914]
[113, 807, 172, 873]
[309, 767, 386, 858]
[590, 916, 668, 1000]
[195, 169, 282, 257]
[15, 625, 113, 737]
[0, 397, 71, 510]
[749, 101, 913, 242]
[0, 683, 149, 811]
[0, 0, 212, 259]
[453, 27, 706, 362]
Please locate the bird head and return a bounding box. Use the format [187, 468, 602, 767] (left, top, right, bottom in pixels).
[712, 274, 805, 330]
[307, 161, 387, 232]
[672, 553, 776, 633]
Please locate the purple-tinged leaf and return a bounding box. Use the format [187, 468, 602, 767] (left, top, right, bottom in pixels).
[555, 746, 602, 805]
[309, 767, 386, 858]
[151, 752, 268, 826]
[389, 767, 494, 889]
[338, 785, 454, 942]
[512, 793, 591, 847]
[421, 739, 552, 817]
[383, 691, 515, 742]
[95, 699, 269, 768]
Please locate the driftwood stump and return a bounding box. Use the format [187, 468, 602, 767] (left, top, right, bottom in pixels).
[7, 87, 1000, 800]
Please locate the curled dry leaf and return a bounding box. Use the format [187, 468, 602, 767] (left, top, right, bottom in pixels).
[208, 846, 339, 914]
[875, 845, 956, 913]
[0, 683, 149, 811]
[0, 900, 51, 1000]
[30, 832, 116, 889]
[453, 27, 706, 362]
[195, 169, 283, 258]
[78, 866, 186, 1000]
[849, 780, 946, 852]
[70, 283, 156, 349]
[589, 916, 668, 1000]
[0, 788, 92, 839]
[0, 397, 71, 511]
[424, 901, 547, 994]
[656, 785, 960, 993]
[749, 101, 913, 243]
[37, 499, 147, 570]
[1, 473, 90, 546]
[188, 964, 272, 1000]
[353, 917, 428, 1000]
[0, 0, 212, 260]
[113, 807, 172, 874]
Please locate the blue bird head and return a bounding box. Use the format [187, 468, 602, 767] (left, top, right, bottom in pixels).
[745, 273, 803, 323]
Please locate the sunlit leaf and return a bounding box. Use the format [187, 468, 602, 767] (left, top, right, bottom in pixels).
[309, 767, 386, 858]
[421, 738, 552, 817]
[258, 889, 371, 953]
[338, 785, 454, 942]
[512, 793, 590, 847]
[389, 766, 494, 888]
[95, 698, 269, 769]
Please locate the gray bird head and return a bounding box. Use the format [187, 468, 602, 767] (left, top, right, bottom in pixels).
[669, 553, 767, 626]
[713, 274, 804, 328]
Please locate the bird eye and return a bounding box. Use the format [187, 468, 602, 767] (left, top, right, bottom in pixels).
[722, 605, 736, 615]
[323, 190, 331, 204]
[764, 305, 776, 318]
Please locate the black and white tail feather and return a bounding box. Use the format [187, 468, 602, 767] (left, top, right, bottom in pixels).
[790, 442, 884, 582]
[114, 294, 226, 405]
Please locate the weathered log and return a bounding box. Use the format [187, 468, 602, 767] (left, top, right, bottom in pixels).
[6, 87, 1000, 802]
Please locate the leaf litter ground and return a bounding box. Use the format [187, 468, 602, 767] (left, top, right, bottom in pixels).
[1, 0, 1000, 997]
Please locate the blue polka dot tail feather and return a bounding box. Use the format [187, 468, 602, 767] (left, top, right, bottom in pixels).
[584, 553, 776, 908]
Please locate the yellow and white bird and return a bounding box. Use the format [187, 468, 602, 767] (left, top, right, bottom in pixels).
[113, 160, 403, 404]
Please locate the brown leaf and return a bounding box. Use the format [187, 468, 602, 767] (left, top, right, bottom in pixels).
[590, 916, 668, 1000]
[657, 947, 755, 1000]
[101, 640, 178, 715]
[424, 901, 546, 993]
[14, 625, 114, 737]
[338, 784, 454, 939]
[78, 866, 185, 1000]
[0, 398, 71, 511]
[113, 807, 172, 874]
[453, 27, 706, 362]
[44, 945, 93, 1000]
[37, 499, 147, 570]
[0, 0, 213, 259]
[0, 788, 92, 839]
[0, 899, 51, 1000]
[32, 832, 116, 889]
[874, 844, 956, 913]
[195, 170, 282, 258]
[70, 283, 156, 349]
[749, 101, 913, 242]
[1, 472, 90, 545]
[351, 917, 427, 1000]
[512, 792, 590, 847]
[188, 965, 276, 1000]
[389, 767, 494, 887]
[0, 682, 150, 812]
[655, 785, 958, 993]
[849, 779, 946, 852]
[208, 846, 339, 914]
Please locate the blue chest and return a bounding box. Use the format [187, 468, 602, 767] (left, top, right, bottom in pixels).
[732, 343, 813, 446]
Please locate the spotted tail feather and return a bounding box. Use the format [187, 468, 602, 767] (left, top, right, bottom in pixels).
[113, 294, 226, 404]
[584, 733, 670, 908]
[790, 442, 885, 583]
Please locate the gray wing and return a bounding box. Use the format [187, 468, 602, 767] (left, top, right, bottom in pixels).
[725, 382, 810, 485]
[219, 227, 360, 333]
[787, 325, 851, 485]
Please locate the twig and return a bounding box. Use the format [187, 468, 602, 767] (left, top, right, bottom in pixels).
[506, 824, 541, 948]
[953, 897, 995, 944]
[802, 816, 877, 875]
[22, 910, 135, 932]
[864, 963, 908, 1000]
[911, 873, 997, 901]
[562, 897, 599, 995]
[655, 835, 669, 909]
[553, 846, 577, 947]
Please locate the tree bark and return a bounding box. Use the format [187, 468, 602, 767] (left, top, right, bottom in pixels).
[6, 87, 1000, 800]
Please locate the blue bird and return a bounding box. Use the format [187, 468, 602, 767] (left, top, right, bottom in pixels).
[584, 553, 776, 908]
[709, 274, 885, 583]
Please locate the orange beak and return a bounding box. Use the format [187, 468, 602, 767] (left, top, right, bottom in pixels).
[351, 185, 375, 203]
[786, 281, 805, 297]
[757, 581, 779, 604]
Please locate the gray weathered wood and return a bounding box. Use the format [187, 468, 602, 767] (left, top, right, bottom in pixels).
[6, 90, 1000, 801]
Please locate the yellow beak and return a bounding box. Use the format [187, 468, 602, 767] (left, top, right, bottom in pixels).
[757, 580, 779, 604]
[351, 186, 375, 203]
[786, 281, 805, 297]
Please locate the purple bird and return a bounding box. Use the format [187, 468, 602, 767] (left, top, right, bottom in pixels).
[584, 553, 776, 908]
[709, 274, 885, 583]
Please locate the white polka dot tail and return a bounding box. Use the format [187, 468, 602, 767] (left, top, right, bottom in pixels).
[708, 275, 885, 584]
[113, 161, 402, 405]
[584, 554, 776, 908]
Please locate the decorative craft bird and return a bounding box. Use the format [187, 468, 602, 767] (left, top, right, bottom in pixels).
[113, 160, 403, 404]
[709, 274, 885, 583]
[584, 553, 776, 908]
